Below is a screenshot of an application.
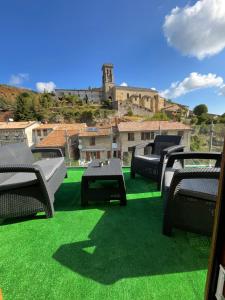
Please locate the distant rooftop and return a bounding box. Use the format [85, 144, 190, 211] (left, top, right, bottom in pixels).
[36, 129, 81, 148]
[118, 121, 191, 132]
[0, 121, 37, 129]
[115, 86, 158, 93]
[34, 123, 86, 131]
[79, 127, 112, 137]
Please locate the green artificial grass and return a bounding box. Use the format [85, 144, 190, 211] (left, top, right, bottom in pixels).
[0, 168, 210, 300]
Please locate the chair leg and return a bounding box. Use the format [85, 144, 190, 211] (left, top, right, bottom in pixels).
[157, 180, 160, 191]
[162, 214, 172, 236]
[130, 169, 135, 179]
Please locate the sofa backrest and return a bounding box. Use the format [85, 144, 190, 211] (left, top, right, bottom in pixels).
[153, 135, 182, 156]
[0, 143, 34, 184]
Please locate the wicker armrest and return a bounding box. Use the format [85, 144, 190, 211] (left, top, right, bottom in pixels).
[166, 152, 222, 168]
[32, 147, 64, 158]
[162, 145, 185, 156]
[0, 163, 53, 216]
[0, 164, 42, 174]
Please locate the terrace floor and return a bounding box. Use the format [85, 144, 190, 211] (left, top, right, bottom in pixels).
[0, 168, 210, 300]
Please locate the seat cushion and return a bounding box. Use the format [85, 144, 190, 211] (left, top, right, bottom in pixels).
[34, 157, 65, 181]
[0, 172, 37, 191]
[177, 178, 218, 202]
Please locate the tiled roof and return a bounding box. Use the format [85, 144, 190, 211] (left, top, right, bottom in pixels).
[79, 127, 111, 137]
[34, 123, 86, 130]
[0, 121, 37, 129]
[33, 124, 59, 130]
[36, 129, 80, 148]
[115, 86, 158, 93]
[118, 121, 191, 132]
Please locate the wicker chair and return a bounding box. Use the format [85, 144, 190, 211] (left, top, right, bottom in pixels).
[130, 135, 184, 190]
[0, 143, 67, 219]
[162, 152, 222, 236]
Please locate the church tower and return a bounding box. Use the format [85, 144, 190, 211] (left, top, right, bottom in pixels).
[102, 64, 115, 100]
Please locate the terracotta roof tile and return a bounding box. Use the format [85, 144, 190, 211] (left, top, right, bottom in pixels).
[34, 123, 86, 130]
[36, 129, 80, 147]
[0, 121, 37, 129]
[79, 127, 111, 137]
[118, 121, 190, 132]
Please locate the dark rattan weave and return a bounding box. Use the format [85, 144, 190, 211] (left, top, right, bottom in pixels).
[0, 144, 66, 219]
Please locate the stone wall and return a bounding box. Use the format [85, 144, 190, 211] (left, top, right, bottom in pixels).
[116, 100, 154, 117]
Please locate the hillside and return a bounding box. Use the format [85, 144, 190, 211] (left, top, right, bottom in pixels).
[0, 84, 37, 105]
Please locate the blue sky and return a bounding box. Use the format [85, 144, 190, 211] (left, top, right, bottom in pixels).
[1, 0, 225, 114]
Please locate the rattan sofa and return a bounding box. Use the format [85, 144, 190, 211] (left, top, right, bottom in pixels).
[130, 135, 184, 190]
[162, 152, 222, 236]
[0, 143, 67, 219]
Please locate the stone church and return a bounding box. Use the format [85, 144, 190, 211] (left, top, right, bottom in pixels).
[54, 64, 171, 116]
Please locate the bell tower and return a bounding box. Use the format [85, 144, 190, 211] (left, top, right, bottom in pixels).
[102, 64, 115, 100]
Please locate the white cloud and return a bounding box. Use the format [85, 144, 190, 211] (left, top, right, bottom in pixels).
[120, 82, 128, 87]
[160, 72, 224, 98]
[9, 73, 29, 85]
[36, 81, 56, 93]
[163, 0, 225, 59]
[151, 87, 156, 91]
[218, 84, 225, 96]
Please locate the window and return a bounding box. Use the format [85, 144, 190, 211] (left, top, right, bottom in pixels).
[113, 136, 116, 143]
[127, 93, 129, 99]
[139, 94, 141, 99]
[128, 132, 134, 141]
[90, 137, 95, 146]
[128, 147, 134, 152]
[43, 129, 48, 136]
[141, 132, 151, 140]
[37, 130, 41, 137]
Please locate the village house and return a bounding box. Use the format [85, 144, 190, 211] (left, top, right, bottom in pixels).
[78, 127, 113, 161]
[31, 120, 191, 164]
[34, 123, 86, 159]
[0, 121, 39, 146]
[117, 121, 191, 160]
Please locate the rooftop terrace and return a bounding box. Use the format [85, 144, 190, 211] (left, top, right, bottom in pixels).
[0, 168, 210, 300]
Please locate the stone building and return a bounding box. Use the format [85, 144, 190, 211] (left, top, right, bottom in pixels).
[0, 121, 39, 146]
[78, 127, 113, 161]
[117, 121, 191, 160]
[54, 64, 181, 116]
[34, 123, 86, 159]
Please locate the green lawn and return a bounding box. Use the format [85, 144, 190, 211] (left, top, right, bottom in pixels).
[0, 168, 210, 300]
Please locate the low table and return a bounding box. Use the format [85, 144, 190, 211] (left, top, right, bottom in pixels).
[81, 159, 127, 206]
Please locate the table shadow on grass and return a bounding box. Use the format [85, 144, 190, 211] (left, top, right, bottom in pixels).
[53, 196, 210, 285]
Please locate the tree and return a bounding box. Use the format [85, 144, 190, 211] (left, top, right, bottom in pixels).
[39, 93, 54, 109]
[150, 112, 170, 121]
[15, 92, 35, 121]
[193, 104, 208, 116]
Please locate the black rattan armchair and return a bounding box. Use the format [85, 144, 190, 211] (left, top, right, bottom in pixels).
[130, 135, 185, 190]
[162, 152, 222, 236]
[0, 143, 67, 219]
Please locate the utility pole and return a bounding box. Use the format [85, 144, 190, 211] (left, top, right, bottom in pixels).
[65, 129, 71, 166]
[209, 120, 214, 152]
